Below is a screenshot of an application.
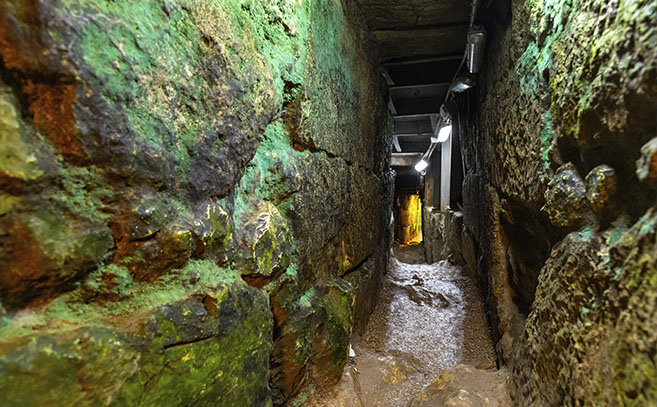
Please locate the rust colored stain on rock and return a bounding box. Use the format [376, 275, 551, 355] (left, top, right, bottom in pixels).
[1, 2, 86, 164]
[23, 81, 86, 164]
[0, 219, 47, 305]
[0, 0, 42, 73]
[0, 173, 24, 195]
[270, 295, 306, 402]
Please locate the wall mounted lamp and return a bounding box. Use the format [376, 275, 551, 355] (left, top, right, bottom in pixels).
[466, 28, 486, 74]
[449, 74, 476, 93]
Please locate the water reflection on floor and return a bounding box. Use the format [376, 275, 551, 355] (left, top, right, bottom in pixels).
[307, 243, 499, 407]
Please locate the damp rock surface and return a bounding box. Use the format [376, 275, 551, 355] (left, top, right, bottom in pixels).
[307, 244, 504, 407]
[0, 0, 393, 405]
[460, 0, 657, 404]
[409, 364, 511, 407]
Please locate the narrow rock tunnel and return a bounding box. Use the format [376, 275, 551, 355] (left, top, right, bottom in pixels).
[0, 0, 656, 406]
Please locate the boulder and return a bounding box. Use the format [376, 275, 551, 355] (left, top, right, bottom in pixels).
[542, 163, 589, 228]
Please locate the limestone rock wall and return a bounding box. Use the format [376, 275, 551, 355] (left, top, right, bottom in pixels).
[423, 208, 470, 269]
[0, 1, 393, 406]
[461, 0, 657, 405]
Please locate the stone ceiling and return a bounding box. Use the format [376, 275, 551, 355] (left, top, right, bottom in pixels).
[357, 0, 470, 61]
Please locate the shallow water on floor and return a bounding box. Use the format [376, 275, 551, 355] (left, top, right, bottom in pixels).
[372, 261, 465, 368]
[308, 244, 498, 407]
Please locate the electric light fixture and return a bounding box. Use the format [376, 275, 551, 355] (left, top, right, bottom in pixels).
[466, 28, 486, 73]
[414, 159, 429, 172]
[437, 123, 452, 143]
[449, 75, 476, 93]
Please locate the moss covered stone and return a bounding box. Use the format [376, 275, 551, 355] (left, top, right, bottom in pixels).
[0, 327, 140, 407]
[311, 278, 355, 385]
[236, 201, 292, 282]
[585, 164, 617, 216]
[542, 163, 590, 228]
[0, 86, 43, 182]
[0, 260, 273, 407]
[0, 0, 391, 404]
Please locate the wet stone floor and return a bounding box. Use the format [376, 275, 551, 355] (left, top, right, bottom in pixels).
[307, 244, 511, 406]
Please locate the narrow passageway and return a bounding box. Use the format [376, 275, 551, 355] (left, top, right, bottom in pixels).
[309, 243, 510, 406]
[1, 0, 655, 405]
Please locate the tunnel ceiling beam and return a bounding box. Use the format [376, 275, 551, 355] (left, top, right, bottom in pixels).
[393, 135, 402, 152]
[393, 113, 436, 121]
[394, 119, 433, 134]
[382, 54, 463, 67]
[389, 83, 450, 98]
[395, 132, 435, 137]
[372, 26, 468, 62]
[391, 153, 424, 166]
[357, 0, 468, 28]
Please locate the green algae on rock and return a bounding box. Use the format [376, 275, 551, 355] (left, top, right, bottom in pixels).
[0, 260, 273, 407]
[0, 0, 392, 405]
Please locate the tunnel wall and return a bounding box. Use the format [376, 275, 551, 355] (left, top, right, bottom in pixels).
[0, 1, 393, 406]
[461, 0, 657, 405]
[394, 192, 423, 246]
